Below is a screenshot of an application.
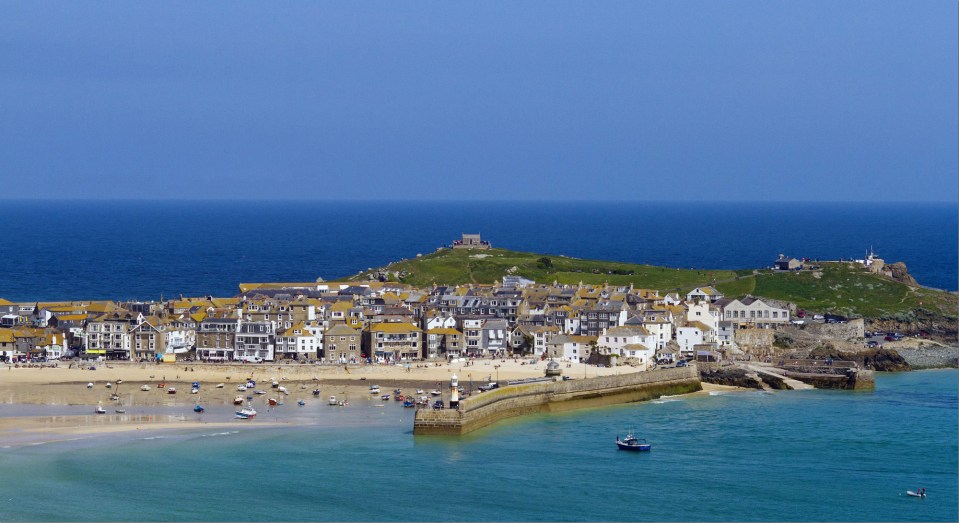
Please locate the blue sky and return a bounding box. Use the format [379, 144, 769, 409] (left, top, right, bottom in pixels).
[1, 1, 956, 201]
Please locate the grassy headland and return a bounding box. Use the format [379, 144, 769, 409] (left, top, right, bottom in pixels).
[350, 248, 957, 329]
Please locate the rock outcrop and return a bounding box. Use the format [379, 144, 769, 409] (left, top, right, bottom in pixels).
[807, 346, 910, 372]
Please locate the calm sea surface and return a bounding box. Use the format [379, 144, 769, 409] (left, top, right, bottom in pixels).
[0, 370, 955, 521]
[0, 200, 955, 302]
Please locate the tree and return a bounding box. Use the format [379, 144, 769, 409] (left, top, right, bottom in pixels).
[537, 257, 553, 270]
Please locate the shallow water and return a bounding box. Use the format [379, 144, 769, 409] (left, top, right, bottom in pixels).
[0, 369, 954, 521]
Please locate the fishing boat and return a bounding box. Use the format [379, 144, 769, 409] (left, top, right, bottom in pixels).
[167, 387, 177, 394]
[191, 382, 200, 394]
[95, 405, 106, 414]
[615, 434, 651, 451]
[312, 389, 321, 396]
[271, 379, 279, 389]
[140, 384, 151, 391]
[246, 380, 256, 389]
[193, 405, 205, 413]
[233, 395, 244, 405]
[190, 387, 200, 394]
[297, 400, 306, 406]
[403, 398, 415, 408]
[268, 398, 278, 406]
[328, 395, 338, 405]
[907, 490, 927, 498]
[235, 404, 257, 419]
[381, 394, 391, 401]
[369, 385, 380, 394]
[430, 389, 442, 396]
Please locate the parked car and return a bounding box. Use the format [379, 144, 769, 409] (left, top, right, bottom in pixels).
[676, 360, 687, 368]
[797, 310, 806, 318]
[432, 400, 445, 410]
[867, 341, 879, 348]
[884, 335, 896, 342]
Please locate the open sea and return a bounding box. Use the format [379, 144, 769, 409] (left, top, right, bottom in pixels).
[0, 200, 955, 302]
[0, 370, 955, 522]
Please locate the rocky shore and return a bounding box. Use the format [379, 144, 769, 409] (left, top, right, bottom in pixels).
[894, 344, 959, 369]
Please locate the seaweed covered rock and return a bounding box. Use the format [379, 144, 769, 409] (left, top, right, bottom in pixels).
[808, 347, 910, 372]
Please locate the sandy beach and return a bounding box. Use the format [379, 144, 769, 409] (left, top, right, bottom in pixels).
[0, 360, 744, 444]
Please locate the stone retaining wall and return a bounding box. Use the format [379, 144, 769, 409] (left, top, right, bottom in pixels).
[413, 366, 701, 436]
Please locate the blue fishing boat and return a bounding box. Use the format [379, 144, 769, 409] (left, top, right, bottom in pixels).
[616, 434, 651, 451]
[193, 405, 204, 413]
[403, 398, 415, 408]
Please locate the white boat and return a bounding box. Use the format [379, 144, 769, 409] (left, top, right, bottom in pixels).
[116, 379, 123, 384]
[215, 383, 225, 389]
[369, 385, 380, 394]
[907, 490, 927, 498]
[328, 395, 338, 405]
[167, 387, 177, 394]
[430, 390, 442, 396]
[254, 390, 267, 395]
[236, 385, 247, 392]
[86, 382, 94, 389]
[140, 384, 151, 391]
[233, 395, 244, 405]
[95, 405, 106, 414]
[416, 389, 425, 395]
[115, 408, 126, 414]
[190, 388, 200, 395]
[105, 382, 113, 389]
[278, 386, 289, 395]
[235, 404, 257, 419]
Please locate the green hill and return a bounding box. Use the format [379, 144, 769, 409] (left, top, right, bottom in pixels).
[349, 247, 736, 292]
[350, 248, 958, 327]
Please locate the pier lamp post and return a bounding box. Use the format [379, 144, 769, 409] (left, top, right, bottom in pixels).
[468, 374, 472, 395]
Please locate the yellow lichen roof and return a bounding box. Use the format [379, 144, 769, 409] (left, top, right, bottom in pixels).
[570, 335, 597, 344]
[330, 301, 353, 312]
[0, 328, 14, 343]
[427, 328, 462, 335]
[370, 322, 422, 333]
[54, 314, 88, 322]
[686, 321, 713, 332]
[190, 312, 208, 323]
[0, 298, 14, 306]
[281, 323, 310, 337]
[326, 324, 361, 336]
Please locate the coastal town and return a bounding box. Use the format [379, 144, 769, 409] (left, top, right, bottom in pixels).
[0, 235, 926, 373]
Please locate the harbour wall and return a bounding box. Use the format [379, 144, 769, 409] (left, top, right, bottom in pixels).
[413, 366, 701, 436]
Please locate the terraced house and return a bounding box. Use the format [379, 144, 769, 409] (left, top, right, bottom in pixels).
[716, 297, 791, 328]
[365, 322, 422, 362]
[324, 324, 361, 364]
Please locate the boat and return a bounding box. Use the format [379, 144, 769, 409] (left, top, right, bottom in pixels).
[190, 387, 200, 395]
[906, 490, 927, 498]
[109, 393, 120, 401]
[394, 389, 402, 395]
[105, 382, 113, 389]
[86, 382, 94, 389]
[430, 390, 442, 396]
[369, 385, 380, 394]
[328, 395, 338, 405]
[416, 389, 424, 395]
[236, 385, 247, 392]
[254, 390, 267, 395]
[115, 408, 126, 414]
[312, 389, 321, 396]
[140, 384, 151, 391]
[193, 405, 205, 413]
[167, 387, 177, 394]
[278, 386, 289, 395]
[381, 394, 391, 401]
[615, 434, 651, 451]
[246, 380, 256, 389]
[271, 379, 279, 388]
[235, 404, 257, 419]
[95, 405, 106, 414]
[297, 400, 306, 406]
[403, 399, 415, 408]
[233, 395, 244, 405]
[116, 379, 123, 384]
[215, 383, 225, 388]
[268, 398, 278, 406]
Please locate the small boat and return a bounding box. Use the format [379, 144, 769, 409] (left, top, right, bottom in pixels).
[278, 386, 289, 395]
[116, 379, 123, 384]
[381, 394, 391, 401]
[236, 385, 247, 392]
[246, 380, 256, 389]
[167, 387, 177, 394]
[615, 434, 651, 451]
[328, 395, 338, 405]
[297, 400, 306, 406]
[115, 408, 126, 414]
[86, 382, 94, 389]
[191, 381, 200, 390]
[105, 382, 113, 389]
[254, 390, 267, 395]
[193, 405, 205, 413]
[235, 404, 257, 419]
[339, 400, 347, 406]
[109, 393, 120, 401]
[403, 399, 415, 408]
[190, 388, 200, 395]
[430, 390, 442, 396]
[233, 395, 244, 405]
[906, 490, 927, 498]
[215, 383, 225, 388]
[312, 389, 321, 396]
[140, 384, 151, 391]
[271, 380, 279, 389]
[268, 398, 278, 406]
[416, 389, 424, 395]
[158, 382, 166, 388]
[95, 405, 106, 414]
[369, 385, 380, 394]
[394, 389, 402, 395]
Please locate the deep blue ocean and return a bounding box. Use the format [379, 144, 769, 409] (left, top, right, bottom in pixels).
[0, 200, 956, 302]
[0, 370, 955, 522]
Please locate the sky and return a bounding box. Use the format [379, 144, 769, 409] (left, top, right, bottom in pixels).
[1, 1, 956, 202]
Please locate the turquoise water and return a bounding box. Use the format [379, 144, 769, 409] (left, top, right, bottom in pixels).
[1, 370, 955, 521]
